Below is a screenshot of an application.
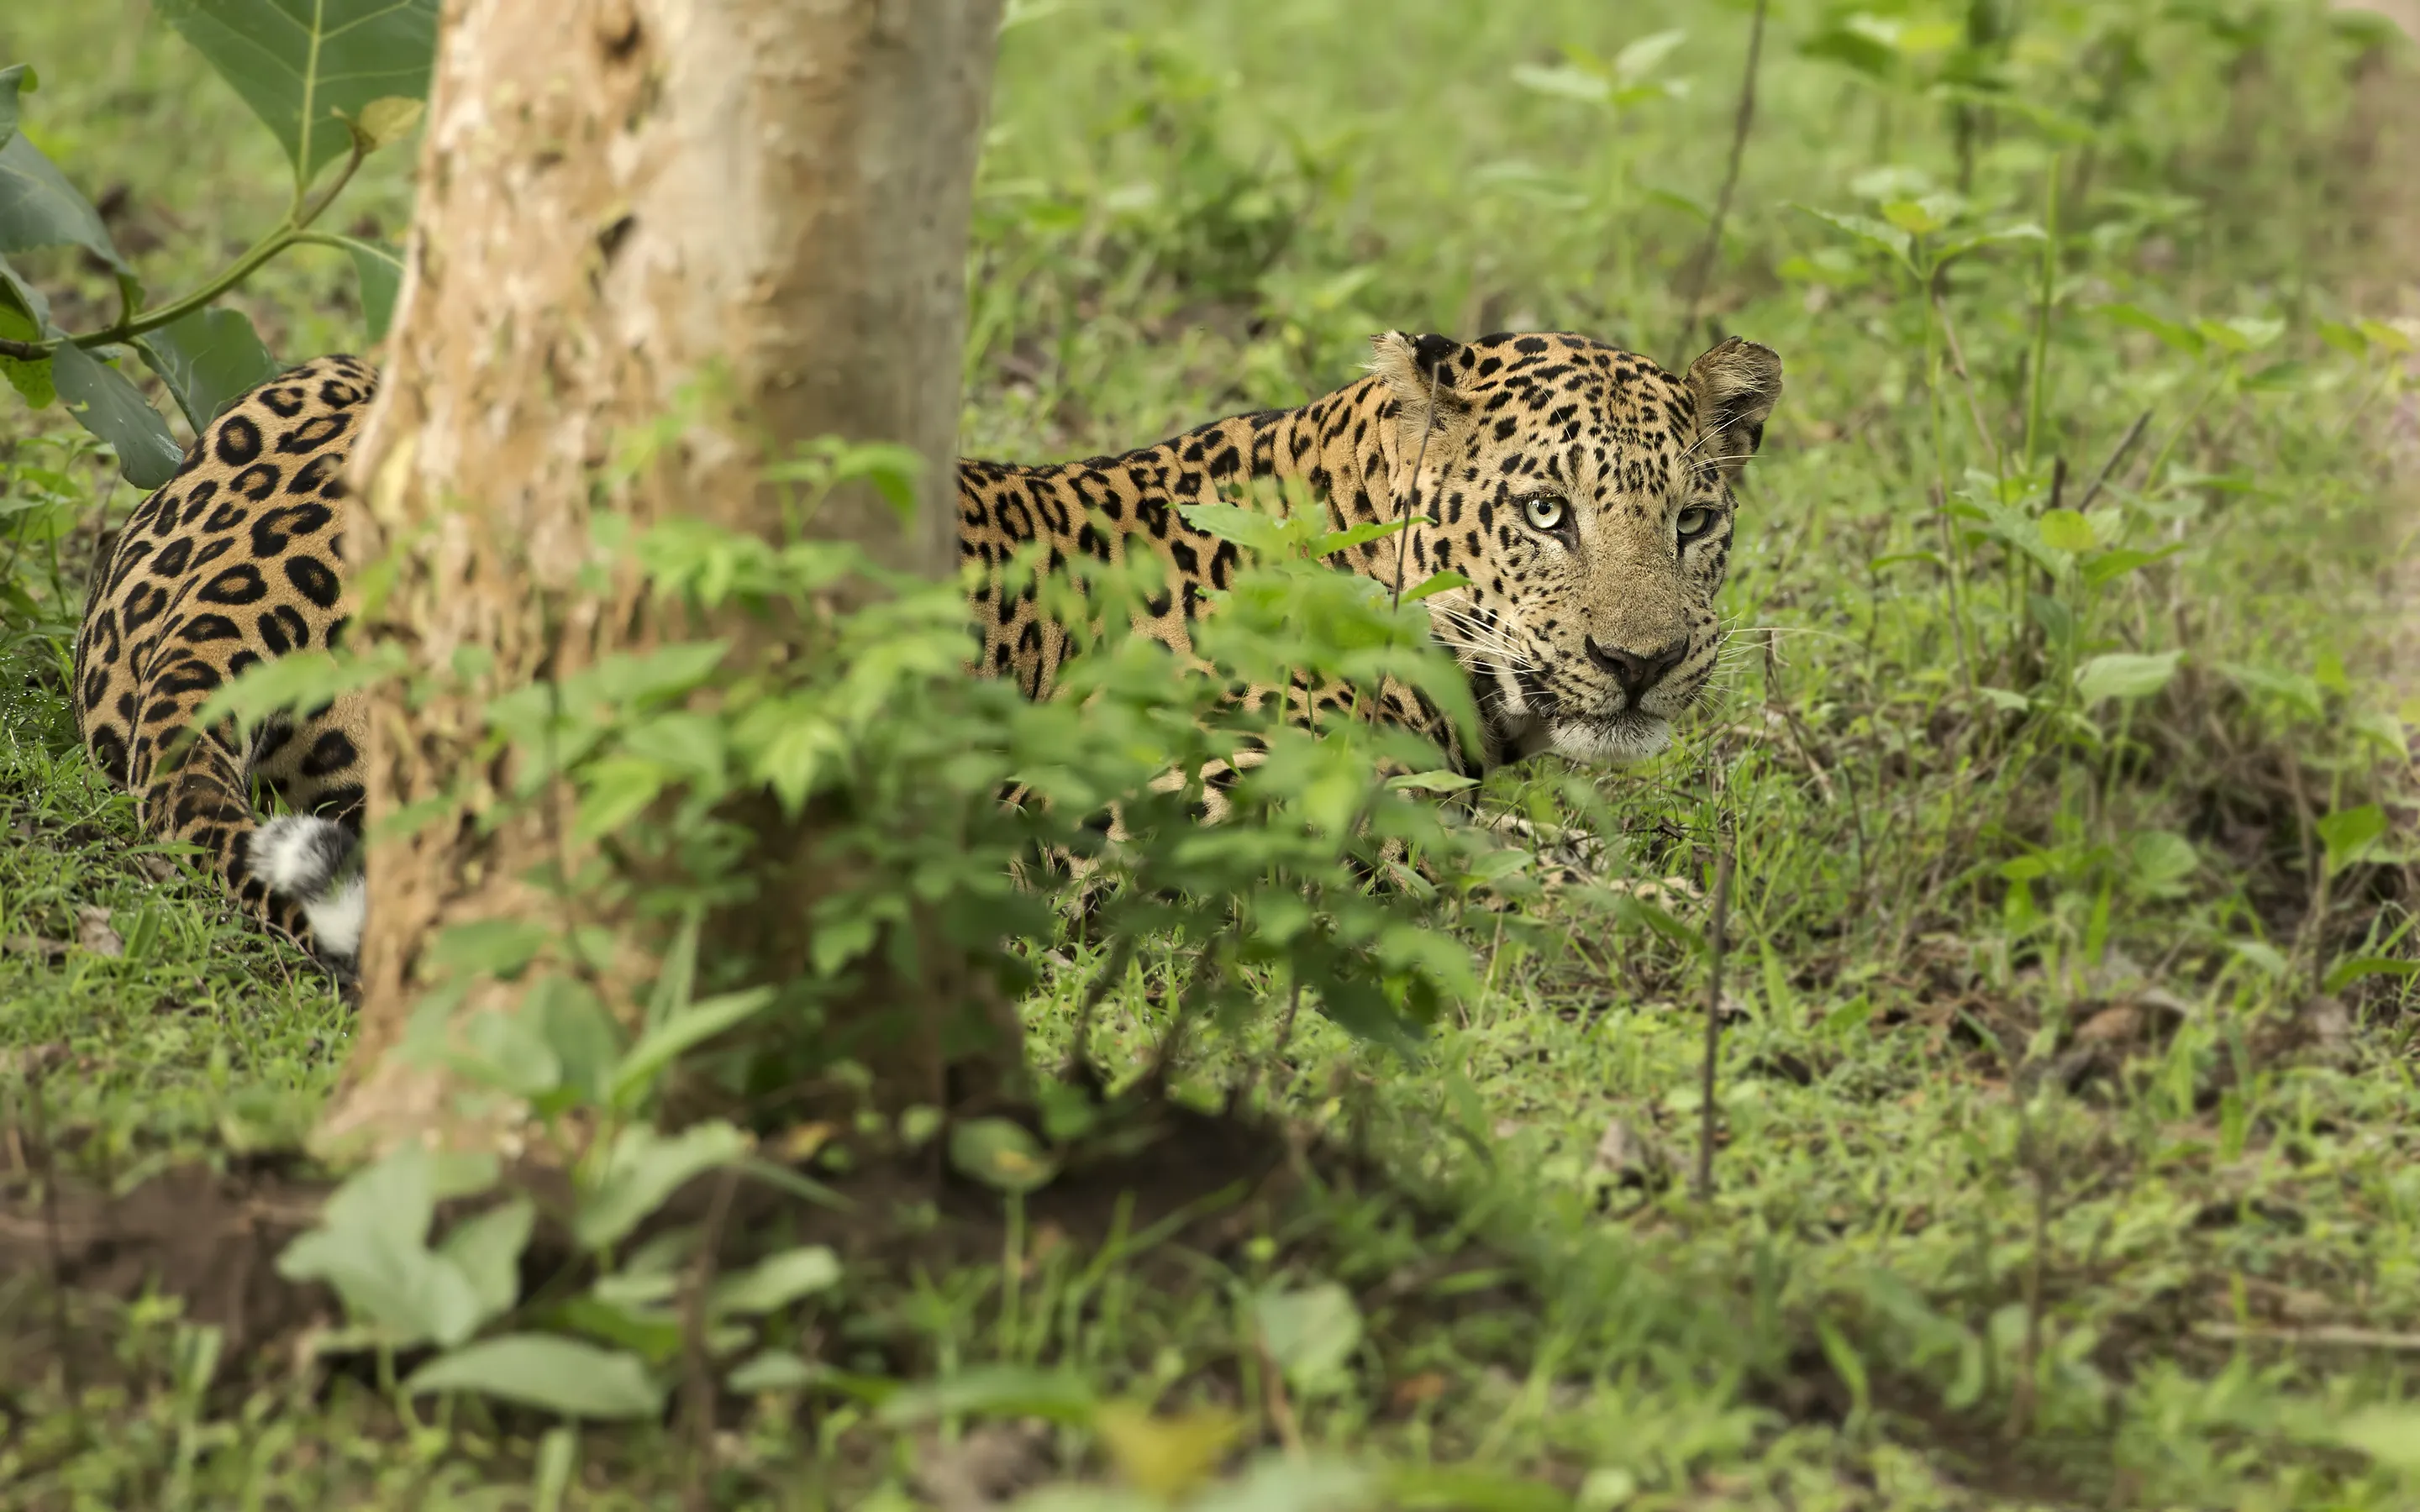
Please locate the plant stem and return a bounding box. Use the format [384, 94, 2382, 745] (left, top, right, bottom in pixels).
[1669, 0, 1770, 367]
[2072, 410, 2150, 513]
[1696, 832, 1735, 1204]
[1918, 251, 1976, 698]
[7, 139, 370, 360]
[2023, 153, 2062, 469]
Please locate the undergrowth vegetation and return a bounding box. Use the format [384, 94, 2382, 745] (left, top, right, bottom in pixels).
[2, 1, 2417, 1507]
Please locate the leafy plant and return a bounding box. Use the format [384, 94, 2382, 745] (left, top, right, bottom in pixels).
[0, 1, 434, 483]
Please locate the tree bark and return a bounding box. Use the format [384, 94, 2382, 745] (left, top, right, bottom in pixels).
[319, 0, 1008, 1156]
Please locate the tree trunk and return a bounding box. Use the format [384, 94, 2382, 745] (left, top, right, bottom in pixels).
[319, 0, 1008, 1156]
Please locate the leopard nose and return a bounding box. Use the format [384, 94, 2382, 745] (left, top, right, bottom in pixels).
[1585, 635, 1689, 702]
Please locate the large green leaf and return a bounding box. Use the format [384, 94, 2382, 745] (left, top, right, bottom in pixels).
[0, 64, 139, 323]
[406, 1335, 665, 1420]
[573, 1121, 751, 1252]
[0, 63, 32, 153]
[50, 343, 183, 488]
[0, 255, 54, 408]
[140, 307, 283, 430]
[2073, 650, 2181, 706]
[0, 133, 131, 277]
[158, 0, 441, 187]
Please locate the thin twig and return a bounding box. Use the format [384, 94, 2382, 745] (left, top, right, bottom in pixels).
[2072, 410, 2152, 513]
[679, 1163, 742, 1512]
[1670, 0, 1770, 365]
[2195, 1322, 2420, 1352]
[1930, 279, 2005, 480]
[1932, 483, 1975, 695]
[1696, 835, 1736, 1204]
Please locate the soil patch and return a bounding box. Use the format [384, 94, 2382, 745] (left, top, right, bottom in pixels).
[0, 1099, 1506, 1399]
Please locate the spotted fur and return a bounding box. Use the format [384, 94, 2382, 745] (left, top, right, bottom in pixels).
[74, 333, 1781, 972]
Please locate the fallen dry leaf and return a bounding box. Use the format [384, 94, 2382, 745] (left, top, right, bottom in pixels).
[76, 906, 124, 958]
[1592, 1116, 1669, 1188]
[2073, 1004, 2143, 1047]
[908, 1420, 1055, 1512]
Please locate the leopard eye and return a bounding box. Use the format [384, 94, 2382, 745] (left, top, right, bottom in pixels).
[1522, 495, 1566, 533]
[1675, 506, 1716, 541]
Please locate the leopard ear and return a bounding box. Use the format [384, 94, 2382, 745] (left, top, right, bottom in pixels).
[1370, 331, 1474, 451]
[1683, 336, 1784, 480]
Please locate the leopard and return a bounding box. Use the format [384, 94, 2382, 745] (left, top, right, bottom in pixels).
[71, 330, 1781, 978]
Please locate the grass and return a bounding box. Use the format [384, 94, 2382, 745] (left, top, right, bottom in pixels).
[4, 0, 2420, 1507]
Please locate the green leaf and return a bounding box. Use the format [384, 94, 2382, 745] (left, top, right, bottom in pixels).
[2073, 650, 2181, 706]
[2328, 1404, 2420, 1471]
[159, 0, 441, 188]
[1934, 222, 2047, 267]
[1879, 197, 1950, 238]
[275, 1145, 491, 1347]
[947, 1116, 1059, 1194]
[2198, 315, 2283, 353]
[726, 1351, 820, 1393]
[0, 64, 34, 153]
[451, 1008, 564, 1098]
[2079, 543, 2183, 589]
[1611, 28, 1688, 84]
[574, 756, 670, 841]
[2097, 303, 2204, 355]
[575, 1121, 751, 1252]
[426, 916, 555, 979]
[2228, 940, 2291, 979]
[2126, 829, 2199, 898]
[198, 643, 406, 737]
[711, 1245, 841, 1316]
[0, 259, 52, 407]
[2323, 956, 2419, 995]
[608, 987, 777, 1110]
[50, 343, 182, 488]
[1401, 569, 1470, 603]
[0, 129, 132, 279]
[2316, 318, 2369, 359]
[1509, 61, 1612, 106]
[1381, 1465, 1567, 1512]
[439, 1198, 535, 1328]
[1177, 501, 1293, 555]
[2035, 507, 2096, 554]
[406, 1335, 665, 1420]
[321, 234, 403, 342]
[1308, 517, 1413, 559]
[874, 1364, 1097, 1426]
[1252, 1283, 1362, 1392]
[1800, 24, 1902, 81]
[139, 307, 282, 430]
[1792, 204, 1912, 271]
[1385, 769, 1477, 795]
[344, 94, 425, 152]
[2316, 805, 2388, 872]
[1186, 1457, 1375, 1512]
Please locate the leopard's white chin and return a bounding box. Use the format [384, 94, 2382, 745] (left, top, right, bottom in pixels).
[1548, 711, 1672, 764]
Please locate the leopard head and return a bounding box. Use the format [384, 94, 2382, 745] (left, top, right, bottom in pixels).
[1367, 328, 1784, 764]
